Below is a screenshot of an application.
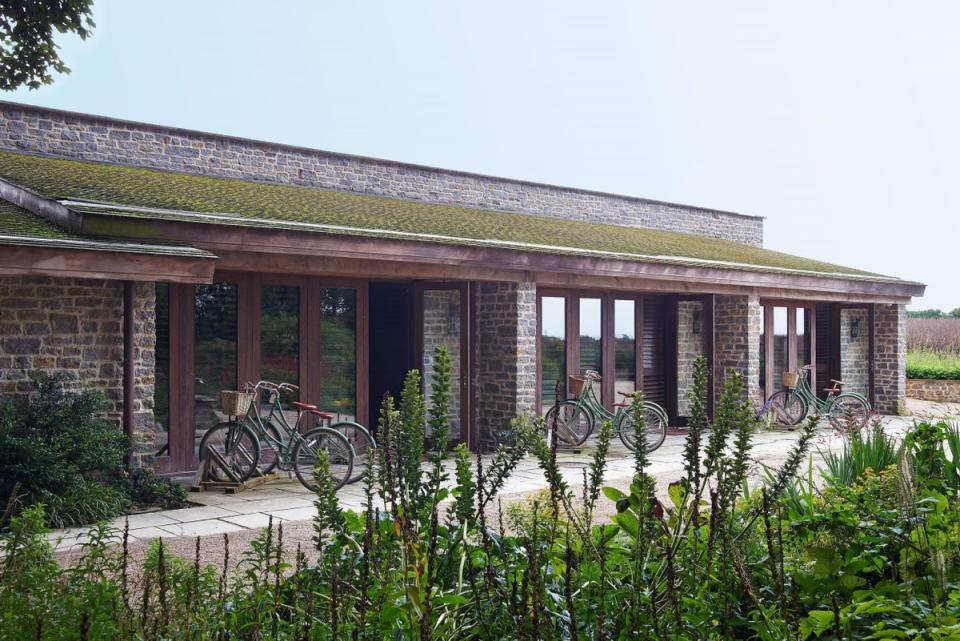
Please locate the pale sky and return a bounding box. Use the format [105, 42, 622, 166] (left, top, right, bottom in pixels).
[5, 1, 957, 310]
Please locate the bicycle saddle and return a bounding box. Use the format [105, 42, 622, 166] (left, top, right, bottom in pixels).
[292, 401, 334, 421]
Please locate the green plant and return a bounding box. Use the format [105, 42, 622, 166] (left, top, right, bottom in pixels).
[819, 420, 901, 488]
[8, 359, 960, 640]
[907, 349, 960, 380]
[0, 374, 131, 528]
[117, 468, 188, 511]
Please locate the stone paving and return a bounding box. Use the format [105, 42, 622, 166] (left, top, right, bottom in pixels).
[46, 413, 934, 552]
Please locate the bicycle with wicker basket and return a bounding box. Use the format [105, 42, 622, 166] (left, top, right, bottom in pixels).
[198, 381, 364, 491]
[544, 370, 669, 452]
[766, 364, 870, 429]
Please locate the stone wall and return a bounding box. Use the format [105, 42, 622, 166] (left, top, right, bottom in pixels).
[475, 281, 537, 449]
[0, 276, 156, 467]
[907, 379, 960, 403]
[714, 294, 761, 406]
[0, 101, 763, 246]
[422, 289, 464, 439]
[874, 303, 906, 414]
[676, 300, 707, 415]
[840, 308, 870, 397]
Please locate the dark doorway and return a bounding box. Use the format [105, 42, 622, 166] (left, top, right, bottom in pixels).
[369, 282, 415, 428]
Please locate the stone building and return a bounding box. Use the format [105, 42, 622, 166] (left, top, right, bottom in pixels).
[0, 101, 923, 470]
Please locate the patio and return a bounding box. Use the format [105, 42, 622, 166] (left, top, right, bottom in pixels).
[47, 414, 920, 553]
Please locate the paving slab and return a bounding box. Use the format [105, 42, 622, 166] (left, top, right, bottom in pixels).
[163, 505, 241, 522]
[226, 496, 315, 515]
[160, 519, 246, 538]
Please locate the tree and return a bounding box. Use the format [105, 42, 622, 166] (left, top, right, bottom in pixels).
[0, 1, 95, 91]
[908, 309, 945, 319]
[951, 308, 960, 319]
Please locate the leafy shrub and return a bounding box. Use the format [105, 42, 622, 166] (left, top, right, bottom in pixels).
[117, 467, 188, 511]
[5, 356, 960, 639]
[0, 374, 131, 528]
[907, 349, 960, 380]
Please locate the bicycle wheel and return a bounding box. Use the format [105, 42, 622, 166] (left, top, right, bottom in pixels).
[827, 394, 870, 432]
[256, 422, 284, 475]
[198, 421, 261, 482]
[543, 400, 592, 446]
[618, 403, 668, 453]
[767, 391, 808, 427]
[291, 427, 354, 491]
[330, 421, 376, 484]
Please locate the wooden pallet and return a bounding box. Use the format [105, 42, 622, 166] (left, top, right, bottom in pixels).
[190, 444, 280, 493]
[190, 472, 280, 494]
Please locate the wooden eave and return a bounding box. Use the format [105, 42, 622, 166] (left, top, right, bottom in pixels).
[80, 213, 925, 303]
[0, 241, 215, 283]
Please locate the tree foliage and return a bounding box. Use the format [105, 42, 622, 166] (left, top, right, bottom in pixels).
[0, 0, 95, 91]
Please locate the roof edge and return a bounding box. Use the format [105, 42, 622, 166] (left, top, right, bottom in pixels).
[67, 199, 923, 290]
[0, 176, 82, 232]
[0, 99, 764, 222]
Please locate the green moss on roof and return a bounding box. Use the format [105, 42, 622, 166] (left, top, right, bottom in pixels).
[0, 198, 82, 241]
[0, 150, 883, 278]
[0, 193, 214, 258]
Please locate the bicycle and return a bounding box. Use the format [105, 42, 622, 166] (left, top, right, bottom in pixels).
[544, 370, 669, 453]
[198, 381, 356, 490]
[249, 381, 376, 485]
[766, 364, 870, 430]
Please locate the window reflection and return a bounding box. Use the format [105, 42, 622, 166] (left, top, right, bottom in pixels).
[614, 299, 635, 397]
[541, 297, 566, 413]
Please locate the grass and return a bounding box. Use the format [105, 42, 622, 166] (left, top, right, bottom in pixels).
[906, 350, 960, 380]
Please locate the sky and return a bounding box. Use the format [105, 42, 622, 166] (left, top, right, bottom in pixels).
[5, 1, 958, 311]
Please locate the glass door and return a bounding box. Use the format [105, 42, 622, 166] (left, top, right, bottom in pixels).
[415, 283, 471, 447]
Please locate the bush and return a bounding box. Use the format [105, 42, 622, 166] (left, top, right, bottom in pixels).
[0, 374, 131, 528]
[906, 349, 960, 380]
[118, 467, 188, 511]
[5, 356, 960, 639]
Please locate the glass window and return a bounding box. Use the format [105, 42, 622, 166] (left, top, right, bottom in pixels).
[540, 297, 566, 413]
[772, 306, 789, 392]
[194, 283, 238, 456]
[320, 288, 357, 421]
[614, 299, 636, 397]
[797, 307, 809, 369]
[261, 284, 300, 423]
[422, 289, 462, 437]
[154, 283, 170, 455]
[578, 297, 602, 379]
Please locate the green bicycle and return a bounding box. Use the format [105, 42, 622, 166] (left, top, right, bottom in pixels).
[544, 370, 669, 452]
[766, 364, 871, 429]
[198, 381, 364, 490]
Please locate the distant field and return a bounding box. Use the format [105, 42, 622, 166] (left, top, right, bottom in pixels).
[907, 318, 960, 354]
[907, 318, 960, 380]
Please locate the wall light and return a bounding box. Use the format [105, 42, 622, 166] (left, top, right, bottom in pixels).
[692, 310, 702, 336]
[850, 316, 861, 339]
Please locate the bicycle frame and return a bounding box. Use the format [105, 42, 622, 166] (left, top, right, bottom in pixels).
[788, 368, 868, 415]
[242, 384, 308, 469]
[569, 376, 663, 436]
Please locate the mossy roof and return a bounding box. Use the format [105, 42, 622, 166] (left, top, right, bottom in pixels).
[0, 150, 900, 281]
[0, 196, 213, 257]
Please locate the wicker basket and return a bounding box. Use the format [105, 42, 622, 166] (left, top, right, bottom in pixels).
[568, 375, 588, 397]
[220, 390, 254, 417]
[781, 372, 799, 389]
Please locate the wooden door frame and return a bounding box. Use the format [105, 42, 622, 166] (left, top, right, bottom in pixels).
[535, 288, 671, 417]
[760, 300, 818, 400]
[413, 281, 473, 447]
[160, 272, 370, 473]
